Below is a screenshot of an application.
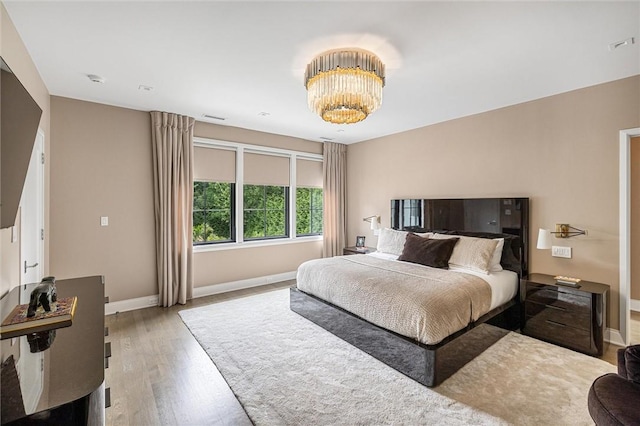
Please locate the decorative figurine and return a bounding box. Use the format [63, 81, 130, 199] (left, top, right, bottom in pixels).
[27, 276, 57, 317]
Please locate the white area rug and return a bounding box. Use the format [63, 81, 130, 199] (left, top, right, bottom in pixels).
[179, 289, 615, 425]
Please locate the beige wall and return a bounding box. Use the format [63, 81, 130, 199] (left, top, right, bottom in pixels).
[347, 76, 640, 331]
[0, 3, 51, 297]
[49, 98, 323, 302]
[50, 97, 156, 301]
[631, 137, 640, 301]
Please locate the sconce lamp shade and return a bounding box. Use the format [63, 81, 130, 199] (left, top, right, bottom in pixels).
[363, 215, 381, 231]
[370, 216, 380, 231]
[537, 228, 552, 250]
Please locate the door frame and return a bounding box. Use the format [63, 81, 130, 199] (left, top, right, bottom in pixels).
[620, 127, 640, 345]
[20, 128, 45, 285]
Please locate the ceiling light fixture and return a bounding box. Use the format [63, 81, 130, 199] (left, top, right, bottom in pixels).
[304, 49, 385, 125]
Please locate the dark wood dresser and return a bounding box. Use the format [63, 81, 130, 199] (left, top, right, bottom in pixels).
[522, 273, 608, 356]
[1, 276, 107, 425]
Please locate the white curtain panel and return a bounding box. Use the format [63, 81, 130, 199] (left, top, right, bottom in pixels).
[150, 111, 194, 306]
[322, 142, 347, 258]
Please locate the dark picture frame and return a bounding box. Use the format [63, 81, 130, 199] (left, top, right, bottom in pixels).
[355, 235, 365, 248]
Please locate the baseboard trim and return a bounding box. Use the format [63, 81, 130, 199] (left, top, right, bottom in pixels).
[631, 298, 640, 312]
[105, 271, 296, 315]
[192, 271, 296, 299]
[605, 328, 626, 347]
[105, 294, 159, 316]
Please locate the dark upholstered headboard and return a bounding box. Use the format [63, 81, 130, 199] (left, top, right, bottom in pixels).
[390, 198, 529, 277]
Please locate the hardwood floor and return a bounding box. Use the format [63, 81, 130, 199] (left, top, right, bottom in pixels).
[599, 311, 640, 365]
[104, 282, 631, 425]
[104, 281, 294, 426]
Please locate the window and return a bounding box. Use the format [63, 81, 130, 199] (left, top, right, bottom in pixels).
[192, 145, 236, 245]
[296, 187, 323, 236]
[243, 185, 289, 240]
[193, 182, 235, 244]
[192, 139, 323, 248]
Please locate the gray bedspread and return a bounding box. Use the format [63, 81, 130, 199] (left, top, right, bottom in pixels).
[296, 255, 492, 345]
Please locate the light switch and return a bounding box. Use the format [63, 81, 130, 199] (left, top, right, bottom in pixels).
[100, 216, 109, 227]
[551, 246, 572, 258]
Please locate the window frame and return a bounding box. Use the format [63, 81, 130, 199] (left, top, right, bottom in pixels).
[243, 184, 290, 241]
[296, 187, 323, 237]
[193, 138, 323, 251]
[193, 181, 236, 245]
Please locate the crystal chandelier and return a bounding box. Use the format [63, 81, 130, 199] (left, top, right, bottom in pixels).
[304, 49, 385, 124]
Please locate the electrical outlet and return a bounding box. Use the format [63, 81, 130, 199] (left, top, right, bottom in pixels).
[100, 216, 109, 227]
[552, 246, 572, 259]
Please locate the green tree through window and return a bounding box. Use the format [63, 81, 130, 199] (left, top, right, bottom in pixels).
[296, 187, 323, 236]
[243, 185, 289, 240]
[193, 182, 235, 243]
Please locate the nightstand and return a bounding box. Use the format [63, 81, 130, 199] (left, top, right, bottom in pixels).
[522, 273, 608, 356]
[343, 246, 375, 255]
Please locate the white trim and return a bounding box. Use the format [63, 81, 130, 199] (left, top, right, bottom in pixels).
[193, 137, 323, 160]
[105, 294, 159, 315]
[104, 271, 296, 315]
[192, 271, 296, 299]
[194, 235, 322, 253]
[631, 299, 640, 313]
[236, 147, 244, 243]
[606, 328, 626, 347]
[620, 128, 640, 346]
[290, 153, 297, 240]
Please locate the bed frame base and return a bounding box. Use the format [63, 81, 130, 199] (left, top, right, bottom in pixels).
[290, 287, 515, 387]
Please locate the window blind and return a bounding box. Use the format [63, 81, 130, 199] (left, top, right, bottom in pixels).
[296, 158, 323, 188]
[244, 152, 290, 186]
[193, 146, 236, 183]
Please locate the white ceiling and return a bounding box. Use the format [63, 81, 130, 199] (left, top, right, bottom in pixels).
[4, 1, 639, 144]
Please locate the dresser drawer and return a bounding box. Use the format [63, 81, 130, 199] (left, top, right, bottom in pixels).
[523, 314, 593, 354]
[526, 285, 591, 315]
[524, 300, 591, 331]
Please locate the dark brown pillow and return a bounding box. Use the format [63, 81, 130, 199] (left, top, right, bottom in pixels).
[398, 233, 459, 269]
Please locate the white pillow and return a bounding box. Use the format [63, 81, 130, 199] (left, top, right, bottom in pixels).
[430, 234, 499, 275]
[376, 228, 409, 256]
[490, 238, 504, 272]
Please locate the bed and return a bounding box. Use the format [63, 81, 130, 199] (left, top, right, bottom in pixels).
[290, 197, 529, 387]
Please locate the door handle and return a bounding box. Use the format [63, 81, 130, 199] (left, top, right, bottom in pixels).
[24, 261, 39, 274]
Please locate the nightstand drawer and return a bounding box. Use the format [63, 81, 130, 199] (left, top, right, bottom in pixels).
[525, 286, 591, 314]
[524, 300, 591, 331]
[522, 273, 609, 357]
[523, 315, 592, 354]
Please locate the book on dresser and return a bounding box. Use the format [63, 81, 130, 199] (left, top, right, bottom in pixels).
[1, 296, 78, 339]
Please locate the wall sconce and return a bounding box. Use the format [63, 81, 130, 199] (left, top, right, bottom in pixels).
[363, 215, 381, 235]
[553, 223, 587, 238]
[537, 224, 587, 249]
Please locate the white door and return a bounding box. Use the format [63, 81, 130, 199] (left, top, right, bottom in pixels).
[17, 130, 45, 413]
[20, 129, 45, 286]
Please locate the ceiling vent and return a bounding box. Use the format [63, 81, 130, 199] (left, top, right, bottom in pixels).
[87, 74, 105, 84]
[202, 114, 226, 121]
[609, 37, 635, 51]
[319, 136, 334, 141]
